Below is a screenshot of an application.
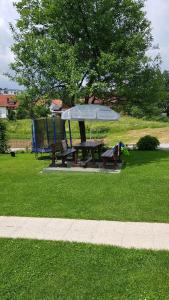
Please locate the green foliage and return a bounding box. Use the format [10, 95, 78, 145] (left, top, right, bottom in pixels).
[128, 106, 145, 118]
[9, 0, 159, 106]
[159, 70, 169, 116]
[16, 91, 50, 119]
[0, 120, 8, 153]
[16, 105, 29, 119]
[124, 65, 166, 117]
[7, 109, 16, 121]
[33, 105, 50, 118]
[137, 135, 160, 150]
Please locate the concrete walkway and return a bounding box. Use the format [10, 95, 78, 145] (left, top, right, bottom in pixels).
[0, 216, 169, 250]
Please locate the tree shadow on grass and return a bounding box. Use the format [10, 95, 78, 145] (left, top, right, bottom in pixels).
[123, 150, 169, 168]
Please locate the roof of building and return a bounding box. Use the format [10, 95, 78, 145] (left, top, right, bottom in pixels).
[0, 95, 19, 109]
[52, 99, 63, 106]
[88, 96, 104, 105]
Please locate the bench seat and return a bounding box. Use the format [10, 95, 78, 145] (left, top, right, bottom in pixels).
[101, 144, 122, 167]
[101, 149, 114, 158]
[57, 148, 76, 165]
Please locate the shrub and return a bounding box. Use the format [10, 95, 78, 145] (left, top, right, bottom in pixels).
[0, 120, 8, 153]
[137, 135, 160, 151]
[129, 106, 144, 118]
[8, 109, 16, 121]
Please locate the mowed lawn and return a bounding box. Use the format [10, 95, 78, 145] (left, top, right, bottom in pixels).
[0, 151, 169, 222]
[0, 238, 169, 300]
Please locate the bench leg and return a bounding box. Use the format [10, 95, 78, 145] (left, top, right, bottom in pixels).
[73, 152, 77, 164]
[61, 157, 66, 167]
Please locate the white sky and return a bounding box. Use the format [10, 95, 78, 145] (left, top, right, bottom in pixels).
[0, 0, 169, 89]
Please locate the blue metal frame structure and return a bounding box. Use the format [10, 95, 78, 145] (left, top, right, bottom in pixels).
[32, 117, 66, 154]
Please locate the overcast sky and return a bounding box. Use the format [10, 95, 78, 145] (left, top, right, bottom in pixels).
[0, 0, 169, 89]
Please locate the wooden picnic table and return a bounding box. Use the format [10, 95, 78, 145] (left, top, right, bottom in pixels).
[74, 140, 103, 162]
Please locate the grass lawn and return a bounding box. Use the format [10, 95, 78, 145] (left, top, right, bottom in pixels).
[6, 116, 169, 144]
[0, 151, 169, 222]
[0, 238, 169, 300]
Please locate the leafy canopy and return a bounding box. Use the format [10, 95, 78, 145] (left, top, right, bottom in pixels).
[10, 0, 158, 105]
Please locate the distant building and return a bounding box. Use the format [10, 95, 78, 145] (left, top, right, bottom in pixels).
[0, 88, 22, 95]
[0, 95, 19, 119]
[50, 99, 63, 113]
[88, 96, 104, 105]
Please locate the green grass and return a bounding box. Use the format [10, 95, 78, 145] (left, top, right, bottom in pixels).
[6, 119, 32, 140]
[0, 238, 169, 299]
[6, 116, 169, 144]
[0, 151, 169, 222]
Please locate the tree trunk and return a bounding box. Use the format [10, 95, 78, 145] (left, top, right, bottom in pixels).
[85, 95, 89, 104]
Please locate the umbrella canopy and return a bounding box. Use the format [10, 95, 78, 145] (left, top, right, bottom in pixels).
[61, 104, 120, 121]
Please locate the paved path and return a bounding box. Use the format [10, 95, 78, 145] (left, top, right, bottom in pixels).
[0, 216, 169, 250]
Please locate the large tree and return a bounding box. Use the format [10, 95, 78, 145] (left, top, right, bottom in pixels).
[10, 0, 158, 106]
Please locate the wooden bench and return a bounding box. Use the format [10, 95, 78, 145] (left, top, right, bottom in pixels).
[57, 148, 76, 166]
[101, 144, 122, 168]
[50, 143, 76, 167]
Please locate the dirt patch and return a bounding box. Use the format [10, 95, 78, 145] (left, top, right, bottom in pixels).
[127, 128, 169, 143]
[8, 139, 32, 148]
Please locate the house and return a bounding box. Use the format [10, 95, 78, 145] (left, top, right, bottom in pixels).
[50, 99, 63, 113]
[0, 95, 19, 119]
[88, 96, 104, 105]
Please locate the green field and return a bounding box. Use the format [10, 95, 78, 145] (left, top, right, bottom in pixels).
[6, 116, 169, 145]
[0, 151, 169, 222]
[0, 238, 169, 300]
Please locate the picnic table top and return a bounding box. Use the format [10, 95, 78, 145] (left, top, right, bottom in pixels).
[74, 140, 103, 149]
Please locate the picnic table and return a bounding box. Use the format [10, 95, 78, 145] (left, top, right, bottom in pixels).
[74, 140, 103, 162]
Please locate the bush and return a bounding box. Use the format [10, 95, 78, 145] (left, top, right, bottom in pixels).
[16, 106, 29, 119]
[129, 106, 144, 118]
[0, 120, 8, 153]
[8, 109, 16, 121]
[137, 135, 160, 151]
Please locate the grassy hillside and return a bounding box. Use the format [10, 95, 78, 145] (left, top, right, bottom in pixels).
[6, 116, 169, 145]
[7, 119, 32, 140]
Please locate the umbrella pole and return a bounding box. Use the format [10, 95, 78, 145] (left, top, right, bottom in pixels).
[68, 120, 72, 148]
[79, 121, 86, 142]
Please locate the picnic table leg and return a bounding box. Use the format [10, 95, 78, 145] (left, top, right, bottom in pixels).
[74, 149, 79, 164]
[82, 149, 86, 160]
[73, 151, 77, 164]
[61, 157, 66, 167]
[50, 144, 57, 167]
[98, 145, 102, 160]
[91, 149, 95, 162]
[103, 157, 107, 168]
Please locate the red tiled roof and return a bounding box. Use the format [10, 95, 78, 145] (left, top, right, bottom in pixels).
[52, 99, 63, 106]
[88, 96, 104, 105]
[0, 95, 19, 109]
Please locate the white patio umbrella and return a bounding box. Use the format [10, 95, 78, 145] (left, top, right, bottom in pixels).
[61, 104, 120, 146]
[61, 104, 120, 121]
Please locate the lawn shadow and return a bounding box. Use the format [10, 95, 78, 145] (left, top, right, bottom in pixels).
[124, 150, 169, 168]
[37, 155, 51, 161]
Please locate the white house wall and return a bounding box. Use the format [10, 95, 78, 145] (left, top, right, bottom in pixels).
[0, 107, 8, 118]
